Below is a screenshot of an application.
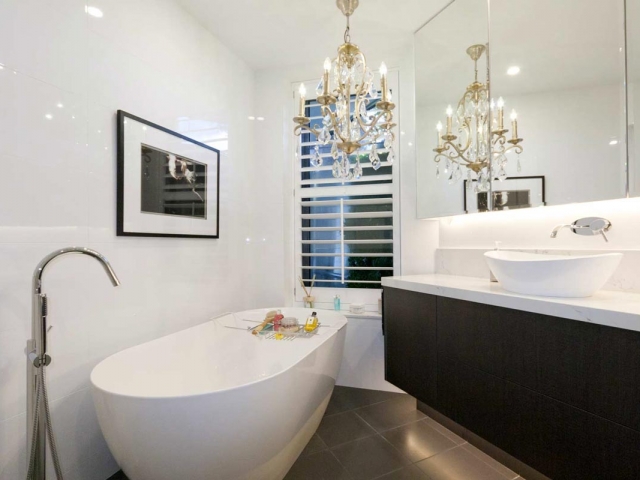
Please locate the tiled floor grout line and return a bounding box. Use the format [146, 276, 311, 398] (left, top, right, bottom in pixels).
[327, 445, 356, 480]
[359, 404, 516, 479]
[320, 431, 378, 450]
[368, 465, 410, 480]
[323, 396, 402, 419]
[295, 388, 522, 480]
[328, 431, 418, 480]
[459, 443, 520, 480]
[363, 446, 470, 480]
[410, 442, 466, 465]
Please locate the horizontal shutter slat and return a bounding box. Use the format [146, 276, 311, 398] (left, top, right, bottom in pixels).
[301, 252, 393, 257]
[301, 198, 393, 207]
[301, 212, 392, 220]
[300, 266, 394, 271]
[303, 279, 383, 284]
[301, 239, 393, 245]
[300, 175, 393, 186]
[301, 226, 393, 232]
[301, 184, 393, 198]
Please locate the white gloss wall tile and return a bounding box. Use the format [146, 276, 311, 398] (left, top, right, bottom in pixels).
[60, 442, 120, 480]
[0, 0, 265, 477]
[439, 197, 640, 250]
[45, 388, 111, 478]
[0, 154, 89, 244]
[0, 413, 27, 480]
[0, 0, 88, 94]
[0, 329, 27, 423]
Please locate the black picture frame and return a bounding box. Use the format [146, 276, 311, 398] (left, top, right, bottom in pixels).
[116, 110, 220, 239]
[463, 175, 546, 213]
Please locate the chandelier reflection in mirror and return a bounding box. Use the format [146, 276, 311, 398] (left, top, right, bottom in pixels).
[293, 0, 396, 181]
[433, 44, 524, 192]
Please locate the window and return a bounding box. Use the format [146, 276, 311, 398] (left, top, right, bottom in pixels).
[293, 72, 400, 303]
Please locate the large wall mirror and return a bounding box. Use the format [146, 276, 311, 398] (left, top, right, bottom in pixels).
[416, 0, 629, 218]
[630, 0, 639, 195]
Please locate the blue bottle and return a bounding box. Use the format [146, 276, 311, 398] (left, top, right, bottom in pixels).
[334, 295, 341, 311]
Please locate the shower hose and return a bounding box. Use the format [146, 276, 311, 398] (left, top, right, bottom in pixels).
[26, 363, 64, 480]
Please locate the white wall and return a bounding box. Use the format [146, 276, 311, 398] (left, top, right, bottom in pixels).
[0, 0, 267, 478]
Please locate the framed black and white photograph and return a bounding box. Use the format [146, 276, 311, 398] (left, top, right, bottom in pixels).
[117, 110, 220, 238]
[464, 176, 545, 213]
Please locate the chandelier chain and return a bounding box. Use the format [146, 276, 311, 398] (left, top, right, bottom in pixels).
[344, 15, 351, 43]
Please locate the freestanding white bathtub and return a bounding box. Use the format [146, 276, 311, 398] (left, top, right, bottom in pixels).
[90, 308, 347, 480]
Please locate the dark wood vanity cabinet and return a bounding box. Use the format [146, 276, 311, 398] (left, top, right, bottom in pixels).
[383, 287, 640, 480]
[383, 288, 437, 406]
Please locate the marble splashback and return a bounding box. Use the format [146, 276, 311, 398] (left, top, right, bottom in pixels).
[436, 248, 640, 294]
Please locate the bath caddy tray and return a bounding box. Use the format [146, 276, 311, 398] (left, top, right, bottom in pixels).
[253, 323, 319, 341]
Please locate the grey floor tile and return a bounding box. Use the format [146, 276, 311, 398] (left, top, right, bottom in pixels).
[326, 386, 406, 416]
[382, 419, 459, 462]
[373, 464, 432, 480]
[331, 435, 411, 480]
[301, 433, 328, 456]
[422, 416, 466, 446]
[285, 450, 352, 480]
[416, 446, 511, 480]
[461, 443, 519, 480]
[356, 395, 426, 433]
[317, 410, 377, 447]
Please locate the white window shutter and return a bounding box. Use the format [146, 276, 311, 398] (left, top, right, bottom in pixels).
[293, 71, 400, 303]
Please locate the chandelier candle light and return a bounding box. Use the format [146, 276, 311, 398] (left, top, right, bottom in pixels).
[433, 44, 524, 192]
[293, 0, 396, 181]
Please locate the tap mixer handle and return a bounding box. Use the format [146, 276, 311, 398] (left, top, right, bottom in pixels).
[598, 229, 609, 243]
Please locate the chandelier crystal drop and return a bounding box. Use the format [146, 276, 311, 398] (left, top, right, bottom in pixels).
[433, 44, 524, 193]
[293, 0, 396, 181]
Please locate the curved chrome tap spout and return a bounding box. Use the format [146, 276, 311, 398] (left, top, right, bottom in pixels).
[28, 247, 120, 480]
[33, 247, 120, 293]
[550, 217, 612, 242]
[550, 224, 588, 239]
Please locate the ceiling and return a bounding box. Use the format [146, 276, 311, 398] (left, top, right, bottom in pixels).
[176, 0, 449, 70]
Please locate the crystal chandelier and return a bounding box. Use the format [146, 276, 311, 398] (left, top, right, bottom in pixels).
[293, 0, 396, 181]
[433, 44, 524, 192]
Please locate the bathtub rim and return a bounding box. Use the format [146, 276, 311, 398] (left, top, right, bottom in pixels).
[90, 311, 347, 401]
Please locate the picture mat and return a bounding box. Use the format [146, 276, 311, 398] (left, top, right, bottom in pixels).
[122, 116, 219, 236]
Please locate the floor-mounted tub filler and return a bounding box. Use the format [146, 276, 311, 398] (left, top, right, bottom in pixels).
[90, 308, 347, 480]
[27, 247, 120, 480]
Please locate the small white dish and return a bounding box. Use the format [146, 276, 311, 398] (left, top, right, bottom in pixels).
[349, 303, 365, 314]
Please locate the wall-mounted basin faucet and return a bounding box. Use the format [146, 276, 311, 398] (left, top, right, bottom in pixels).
[550, 217, 612, 242]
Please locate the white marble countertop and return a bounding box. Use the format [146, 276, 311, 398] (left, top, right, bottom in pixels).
[382, 274, 640, 333]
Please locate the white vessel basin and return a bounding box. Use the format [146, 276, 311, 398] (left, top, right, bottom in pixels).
[484, 250, 623, 298]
